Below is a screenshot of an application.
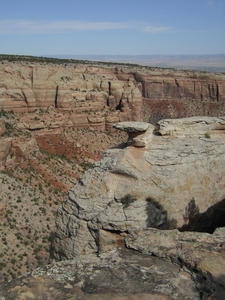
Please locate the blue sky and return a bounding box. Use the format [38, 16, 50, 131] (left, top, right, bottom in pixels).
[0, 0, 225, 56]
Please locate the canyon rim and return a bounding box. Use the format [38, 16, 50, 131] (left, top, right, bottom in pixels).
[0, 56, 225, 299]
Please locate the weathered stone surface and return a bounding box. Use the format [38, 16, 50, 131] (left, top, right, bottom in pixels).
[0, 249, 204, 299]
[1, 60, 225, 130]
[0, 136, 38, 169]
[157, 116, 225, 138]
[125, 227, 225, 299]
[113, 121, 151, 132]
[0, 61, 144, 130]
[51, 118, 225, 262]
[113, 121, 155, 147]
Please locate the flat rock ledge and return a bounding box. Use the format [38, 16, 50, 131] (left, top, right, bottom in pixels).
[113, 121, 154, 147]
[157, 116, 225, 138]
[113, 121, 151, 132]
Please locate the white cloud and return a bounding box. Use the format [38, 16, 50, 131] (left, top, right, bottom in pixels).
[0, 20, 135, 34]
[0, 20, 172, 35]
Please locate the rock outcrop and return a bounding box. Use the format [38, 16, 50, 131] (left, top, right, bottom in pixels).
[0, 136, 39, 170]
[50, 117, 225, 261]
[126, 227, 225, 298]
[0, 248, 204, 299]
[1, 59, 225, 130]
[1, 117, 225, 299]
[157, 116, 225, 138]
[1, 228, 224, 299]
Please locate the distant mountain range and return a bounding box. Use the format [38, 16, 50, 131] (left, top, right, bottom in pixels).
[48, 54, 225, 72]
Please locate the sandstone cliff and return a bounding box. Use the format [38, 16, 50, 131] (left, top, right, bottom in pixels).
[1, 58, 225, 131]
[50, 117, 225, 261]
[0, 117, 225, 299]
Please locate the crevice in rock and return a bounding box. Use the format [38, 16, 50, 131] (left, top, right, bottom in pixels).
[31, 67, 34, 89]
[176, 257, 215, 299]
[110, 171, 138, 180]
[21, 89, 28, 106]
[145, 197, 178, 229]
[115, 99, 122, 111]
[108, 81, 111, 96]
[54, 85, 59, 108]
[175, 78, 179, 87]
[216, 83, 219, 102]
[208, 83, 211, 98]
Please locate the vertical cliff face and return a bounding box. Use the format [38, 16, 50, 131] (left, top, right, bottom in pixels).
[1, 60, 225, 130]
[0, 62, 143, 130]
[133, 70, 225, 123]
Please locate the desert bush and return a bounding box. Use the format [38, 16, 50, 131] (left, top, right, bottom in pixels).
[120, 194, 136, 208]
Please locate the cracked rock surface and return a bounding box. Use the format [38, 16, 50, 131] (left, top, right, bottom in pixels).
[0, 249, 202, 300]
[51, 117, 225, 261]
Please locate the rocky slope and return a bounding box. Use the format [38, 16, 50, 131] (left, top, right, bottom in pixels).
[1, 56, 225, 128]
[0, 109, 126, 281]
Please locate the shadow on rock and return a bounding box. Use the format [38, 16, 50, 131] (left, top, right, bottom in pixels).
[180, 198, 225, 233]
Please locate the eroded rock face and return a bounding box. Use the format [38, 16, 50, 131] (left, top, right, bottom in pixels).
[0, 136, 38, 170]
[50, 117, 225, 261]
[157, 116, 225, 138]
[0, 61, 143, 130]
[0, 249, 207, 299]
[1, 230, 225, 299]
[1, 60, 225, 130]
[125, 227, 225, 299]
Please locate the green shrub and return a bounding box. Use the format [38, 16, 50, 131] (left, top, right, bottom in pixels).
[120, 194, 136, 208]
[205, 132, 211, 138]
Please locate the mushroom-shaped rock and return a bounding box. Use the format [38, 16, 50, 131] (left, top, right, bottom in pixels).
[113, 121, 154, 147]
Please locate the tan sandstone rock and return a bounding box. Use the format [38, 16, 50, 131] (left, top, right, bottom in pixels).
[125, 227, 225, 298]
[51, 117, 225, 262]
[0, 249, 204, 299]
[1, 60, 225, 131]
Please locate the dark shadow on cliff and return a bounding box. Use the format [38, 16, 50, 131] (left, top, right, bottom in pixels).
[211, 274, 225, 300]
[109, 141, 127, 150]
[179, 198, 225, 233]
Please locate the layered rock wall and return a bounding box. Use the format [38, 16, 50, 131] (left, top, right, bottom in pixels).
[0, 62, 143, 130]
[1, 60, 225, 130]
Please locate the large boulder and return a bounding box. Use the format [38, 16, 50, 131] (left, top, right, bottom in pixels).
[51, 117, 225, 261]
